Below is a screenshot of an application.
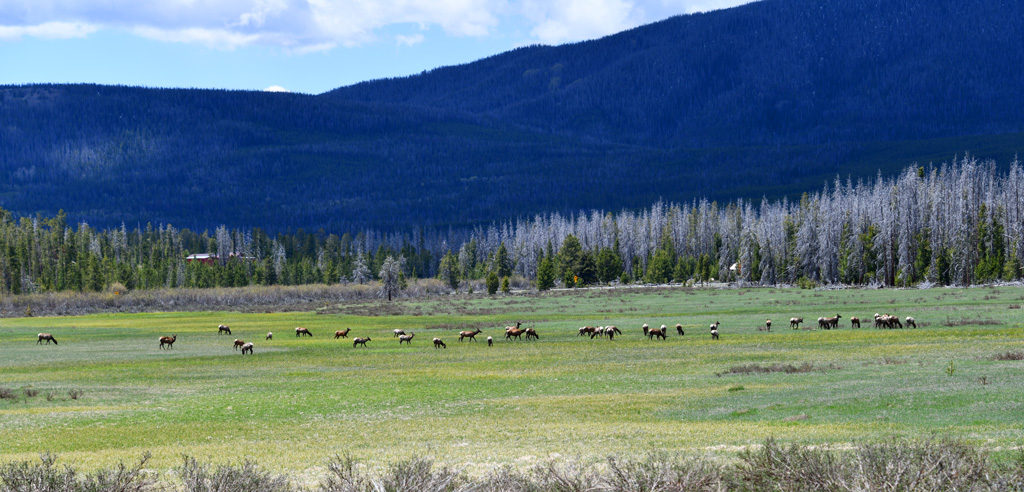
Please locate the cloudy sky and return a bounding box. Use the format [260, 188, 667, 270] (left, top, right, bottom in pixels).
[0, 0, 751, 94]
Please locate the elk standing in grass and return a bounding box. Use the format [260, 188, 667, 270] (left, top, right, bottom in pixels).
[433, 338, 447, 349]
[36, 333, 57, 345]
[334, 328, 351, 339]
[233, 339, 246, 350]
[790, 317, 803, 329]
[506, 322, 525, 341]
[218, 324, 231, 335]
[399, 333, 415, 345]
[642, 323, 650, 336]
[159, 335, 177, 349]
[524, 327, 539, 340]
[393, 329, 405, 337]
[240, 342, 254, 355]
[295, 327, 312, 337]
[760, 319, 772, 332]
[353, 337, 371, 347]
[676, 324, 685, 336]
[905, 316, 917, 328]
[459, 328, 482, 342]
[710, 321, 720, 340]
[819, 315, 841, 330]
[850, 317, 861, 329]
[266, 332, 273, 340]
[647, 325, 667, 340]
[487, 336, 493, 347]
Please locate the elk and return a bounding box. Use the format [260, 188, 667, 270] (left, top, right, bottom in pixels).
[819, 315, 841, 330]
[233, 339, 246, 350]
[676, 324, 685, 336]
[433, 337, 447, 349]
[505, 326, 525, 341]
[399, 332, 415, 345]
[604, 326, 616, 340]
[295, 327, 312, 337]
[353, 337, 371, 347]
[459, 328, 482, 342]
[487, 336, 493, 347]
[36, 333, 57, 345]
[710, 321, 720, 340]
[850, 317, 861, 329]
[762, 319, 772, 332]
[393, 329, 406, 337]
[159, 334, 177, 349]
[240, 342, 254, 355]
[218, 324, 231, 335]
[789, 317, 803, 329]
[266, 332, 273, 340]
[877, 314, 902, 329]
[334, 328, 351, 339]
[647, 325, 667, 340]
[578, 326, 593, 336]
[605, 325, 621, 335]
[524, 327, 539, 340]
[642, 323, 650, 336]
[905, 316, 917, 329]
[592, 326, 605, 338]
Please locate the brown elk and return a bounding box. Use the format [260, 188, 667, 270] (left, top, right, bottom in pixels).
[295, 327, 312, 337]
[36, 333, 57, 345]
[642, 323, 650, 336]
[605, 325, 621, 336]
[905, 316, 917, 329]
[819, 315, 841, 330]
[433, 337, 447, 349]
[233, 339, 246, 350]
[353, 337, 371, 347]
[266, 332, 273, 340]
[505, 321, 522, 333]
[334, 328, 351, 339]
[399, 332, 415, 344]
[578, 326, 594, 336]
[159, 334, 177, 349]
[789, 317, 803, 329]
[647, 325, 667, 340]
[218, 324, 231, 335]
[759, 319, 771, 332]
[878, 314, 902, 329]
[487, 336, 493, 346]
[604, 326, 616, 340]
[505, 326, 525, 341]
[710, 321, 720, 340]
[850, 317, 861, 329]
[524, 327, 539, 340]
[676, 324, 685, 336]
[459, 328, 482, 342]
[240, 342, 254, 355]
[393, 329, 406, 337]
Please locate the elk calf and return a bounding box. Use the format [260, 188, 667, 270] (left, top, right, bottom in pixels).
[353, 337, 371, 347]
[334, 328, 351, 339]
[159, 335, 177, 349]
[37, 333, 57, 345]
[295, 327, 313, 337]
[433, 338, 447, 349]
[240, 342, 254, 355]
[233, 339, 246, 350]
[218, 324, 231, 335]
[399, 332, 415, 345]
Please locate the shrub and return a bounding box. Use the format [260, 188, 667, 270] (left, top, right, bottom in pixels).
[179, 456, 295, 492]
[0, 453, 155, 492]
[501, 276, 510, 294]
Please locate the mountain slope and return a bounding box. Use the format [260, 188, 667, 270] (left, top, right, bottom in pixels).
[2, 0, 1024, 231]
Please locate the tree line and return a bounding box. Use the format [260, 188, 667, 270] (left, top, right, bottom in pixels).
[1, 158, 1021, 295]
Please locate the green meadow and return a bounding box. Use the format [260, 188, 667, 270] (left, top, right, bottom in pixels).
[1, 286, 1023, 474]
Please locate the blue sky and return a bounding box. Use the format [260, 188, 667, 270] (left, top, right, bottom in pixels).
[0, 0, 751, 94]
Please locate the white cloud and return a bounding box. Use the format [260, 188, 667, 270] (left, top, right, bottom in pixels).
[263, 85, 290, 92]
[0, 1, 753, 50]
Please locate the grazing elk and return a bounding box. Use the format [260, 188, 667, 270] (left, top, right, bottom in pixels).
[642, 323, 650, 336]
[789, 317, 803, 329]
[266, 332, 273, 340]
[353, 337, 371, 347]
[295, 327, 312, 337]
[819, 315, 841, 330]
[240, 342, 254, 355]
[233, 339, 246, 350]
[459, 328, 482, 342]
[710, 321, 720, 340]
[487, 336, 493, 347]
[524, 327, 539, 340]
[604, 326, 616, 340]
[334, 328, 351, 339]
[905, 317, 917, 329]
[881, 314, 903, 329]
[159, 334, 177, 349]
[647, 325, 667, 340]
[505, 326, 525, 341]
[218, 324, 231, 335]
[393, 329, 405, 337]
[36, 333, 57, 345]
[761, 319, 772, 332]
[578, 326, 593, 337]
[850, 317, 861, 329]
[606, 325, 621, 336]
[398, 333, 415, 345]
[433, 338, 447, 349]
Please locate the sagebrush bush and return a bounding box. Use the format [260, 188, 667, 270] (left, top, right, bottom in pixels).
[0, 453, 154, 492]
[178, 456, 296, 492]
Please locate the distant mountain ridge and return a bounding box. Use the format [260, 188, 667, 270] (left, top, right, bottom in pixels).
[2, 0, 1024, 231]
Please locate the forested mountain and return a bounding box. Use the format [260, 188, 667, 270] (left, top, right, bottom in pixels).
[2, 0, 1024, 231]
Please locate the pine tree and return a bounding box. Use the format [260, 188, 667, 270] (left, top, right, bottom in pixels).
[536, 255, 555, 291]
[486, 270, 499, 295]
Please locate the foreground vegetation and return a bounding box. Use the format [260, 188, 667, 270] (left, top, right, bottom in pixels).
[1, 285, 1023, 483]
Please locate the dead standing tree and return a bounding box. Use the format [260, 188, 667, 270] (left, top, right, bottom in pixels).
[379, 255, 406, 302]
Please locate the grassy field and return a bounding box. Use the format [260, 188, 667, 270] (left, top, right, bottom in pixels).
[1, 285, 1023, 476]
